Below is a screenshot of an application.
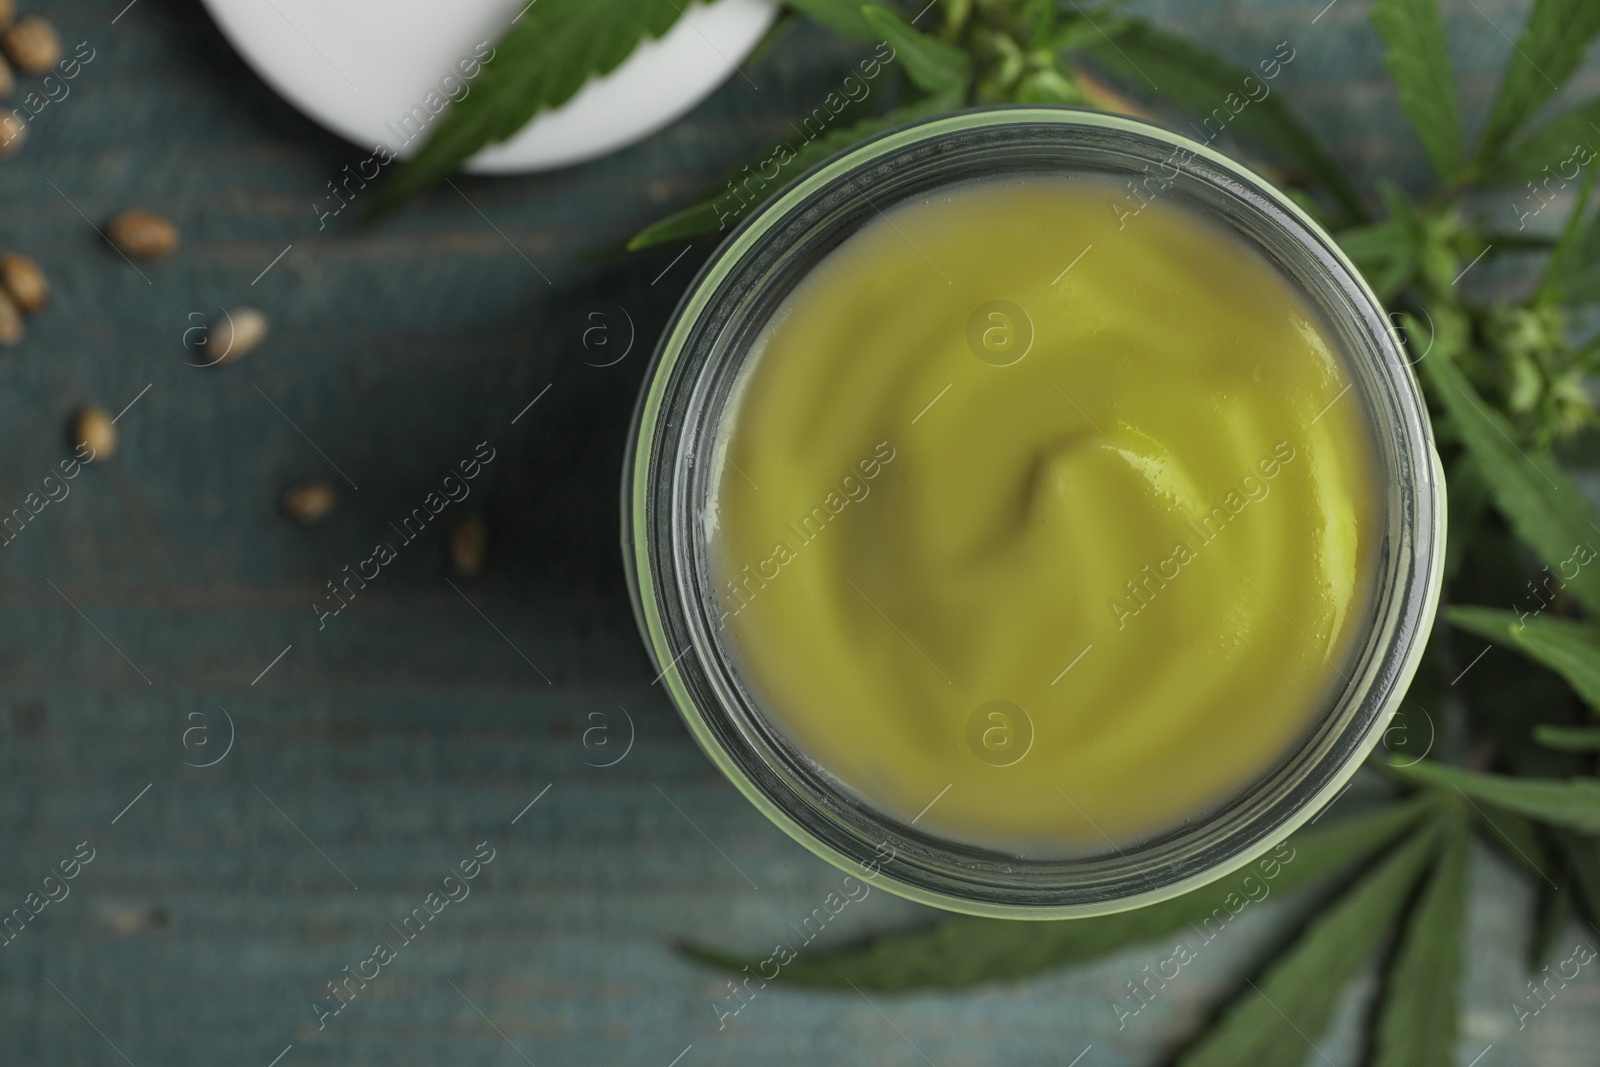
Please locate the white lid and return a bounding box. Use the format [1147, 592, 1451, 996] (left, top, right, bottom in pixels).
[201, 0, 777, 172]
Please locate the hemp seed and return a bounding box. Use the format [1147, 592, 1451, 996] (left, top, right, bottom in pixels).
[204, 307, 267, 365]
[0, 112, 25, 156]
[1, 253, 47, 313]
[0, 289, 21, 346]
[107, 210, 178, 259]
[449, 513, 487, 577]
[71, 406, 116, 462]
[281, 479, 338, 525]
[3, 16, 61, 74]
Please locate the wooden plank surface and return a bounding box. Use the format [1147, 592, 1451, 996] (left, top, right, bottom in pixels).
[0, 0, 1596, 1064]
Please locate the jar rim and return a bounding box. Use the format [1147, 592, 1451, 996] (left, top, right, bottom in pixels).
[623, 105, 1446, 918]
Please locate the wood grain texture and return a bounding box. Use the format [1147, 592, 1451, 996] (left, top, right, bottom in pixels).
[0, 0, 1596, 1064]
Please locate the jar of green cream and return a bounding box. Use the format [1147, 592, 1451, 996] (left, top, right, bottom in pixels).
[624, 108, 1445, 917]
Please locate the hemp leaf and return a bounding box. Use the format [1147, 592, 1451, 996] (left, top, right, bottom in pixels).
[1174, 827, 1440, 1067]
[630, 4, 1283, 248]
[1545, 189, 1600, 306]
[1536, 725, 1600, 751]
[1371, 0, 1464, 180]
[1551, 829, 1600, 923]
[1369, 812, 1468, 1067]
[1338, 216, 1420, 301]
[1423, 354, 1600, 615]
[1083, 24, 1363, 222]
[1470, 804, 1553, 882]
[1475, 0, 1600, 167]
[373, 0, 697, 214]
[1448, 608, 1600, 712]
[1481, 96, 1600, 186]
[860, 5, 970, 93]
[1389, 761, 1600, 834]
[678, 800, 1431, 991]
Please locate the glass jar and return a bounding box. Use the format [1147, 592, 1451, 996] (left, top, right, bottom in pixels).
[622, 107, 1445, 918]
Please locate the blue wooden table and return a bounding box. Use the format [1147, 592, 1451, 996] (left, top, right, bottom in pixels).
[1, 0, 1596, 1064]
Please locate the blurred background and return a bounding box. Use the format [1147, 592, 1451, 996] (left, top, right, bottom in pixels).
[1, 0, 1596, 1064]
